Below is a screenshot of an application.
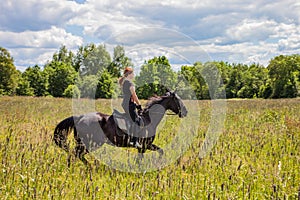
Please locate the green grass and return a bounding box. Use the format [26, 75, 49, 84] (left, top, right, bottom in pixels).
[0, 96, 299, 199]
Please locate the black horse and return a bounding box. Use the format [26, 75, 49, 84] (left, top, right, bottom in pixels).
[53, 91, 187, 164]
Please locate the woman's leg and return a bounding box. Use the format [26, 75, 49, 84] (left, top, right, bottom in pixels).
[128, 103, 142, 148]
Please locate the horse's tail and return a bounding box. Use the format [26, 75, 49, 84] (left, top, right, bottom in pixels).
[53, 116, 77, 152]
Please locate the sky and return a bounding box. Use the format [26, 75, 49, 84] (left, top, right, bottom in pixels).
[1, 0, 300, 71]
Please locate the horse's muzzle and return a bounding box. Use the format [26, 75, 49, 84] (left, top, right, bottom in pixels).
[179, 107, 188, 118]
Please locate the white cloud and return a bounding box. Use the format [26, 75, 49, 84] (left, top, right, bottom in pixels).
[1, 0, 300, 70]
[274, 23, 300, 51]
[0, 26, 83, 68]
[255, 1, 300, 24]
[11, 48, 55, 67]
[0, 0, 83, 32]
[225, 19, 278, 43]
[0, 26, 83, 48]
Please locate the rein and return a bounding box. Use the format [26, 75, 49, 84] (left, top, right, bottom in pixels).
[166, 113, 177, 116]
[140, 110, 177, 116]
[141, 95, 182, 117]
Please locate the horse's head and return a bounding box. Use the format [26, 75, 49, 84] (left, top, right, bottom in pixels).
[165, 91, 188, 118]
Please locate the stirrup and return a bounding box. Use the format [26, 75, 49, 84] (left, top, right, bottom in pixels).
[129, 141, 142, 148]
[135, 141, 142, 148]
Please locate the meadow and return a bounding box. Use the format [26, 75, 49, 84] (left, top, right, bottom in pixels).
[0, 96, 299, 199]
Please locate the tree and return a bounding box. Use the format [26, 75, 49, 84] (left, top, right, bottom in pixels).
[73, 44, 96, 72]
[96, 70, 116, 98]
[135, 56, 177, 99]
[80, 44, 111, 76]
[293, 55, 300, 96]
[201, 62, 225, 99]
[268, 55, 298, 98]
[0, 47, 18, 95]
[16, 71, 34, 96]
[225, 63, 247, 98]
[236, 64, 268, 98]
[259, 82, 273, 99]
[79, 75, 98, 98]
[44, 61, 77, 97]
[52, 45, 75, 66]
[108, 45, 133, 78]
[179, 62, 211, 99]
[63, 84, 80, 98]
[178, 65, 197, 99]
[22, 65, 48, 96]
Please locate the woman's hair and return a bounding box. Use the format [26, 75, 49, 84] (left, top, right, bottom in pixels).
[118, 67, 133, 86]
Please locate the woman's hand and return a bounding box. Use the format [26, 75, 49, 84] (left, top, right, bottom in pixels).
[136, 104, 142, 110]
[130, 85, 141, 105]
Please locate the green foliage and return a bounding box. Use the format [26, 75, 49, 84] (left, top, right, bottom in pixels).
[16, 72, 34, 96]
[180, 62, 225, 99]
[236, 64, 268, 98]
[108, 45, 133, 78]
[0, 47, 19, 95]
[44, 61, 77, 97]
[22, 65, 48, 96]
[80, 44, 111, 76]
[259, 82, 273, 99]
[201, 62, 225, 99]
[79, 75, 98, 98]
[180, 64, 204, 99]
[52, 45, 75, 66]
[1, 46, 299, 100]
[73, 44, 95, 72]
[225, 64, 246, 98]
[96, 70, 116, 99]
[267, 55, 299, 98]
[136, 56, 177, 99]
[63, 84, 80, 98]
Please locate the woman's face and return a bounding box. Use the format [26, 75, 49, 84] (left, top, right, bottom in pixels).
[127, 72, 134, 79]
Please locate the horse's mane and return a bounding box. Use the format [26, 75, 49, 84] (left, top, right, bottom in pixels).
[145, 95, 165, 109]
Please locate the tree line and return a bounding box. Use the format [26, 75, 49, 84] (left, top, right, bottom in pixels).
[0, 45, 299, 99]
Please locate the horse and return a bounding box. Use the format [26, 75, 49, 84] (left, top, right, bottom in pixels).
[53, 90, 188, 165]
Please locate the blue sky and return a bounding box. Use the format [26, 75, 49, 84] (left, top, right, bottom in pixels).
[1, 0, 300, 71]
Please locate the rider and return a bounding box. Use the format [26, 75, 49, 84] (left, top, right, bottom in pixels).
[118, 67, 143, 148]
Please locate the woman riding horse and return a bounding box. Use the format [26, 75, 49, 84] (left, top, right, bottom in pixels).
[53, 88, 187, 165]
[118, 67, 143, 148]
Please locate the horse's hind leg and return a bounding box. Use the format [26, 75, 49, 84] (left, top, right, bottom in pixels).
[135, 148, 146, 164]
[74, 130, 89, 165]
[75, 139, 89, 165]
[148, 144, 164, 158]
[75, 142, 88, 165]
[53, 130, 69, 152]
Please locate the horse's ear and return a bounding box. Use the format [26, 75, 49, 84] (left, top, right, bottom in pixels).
[165, 87, 172, 93]
[165, 87, 172, 96]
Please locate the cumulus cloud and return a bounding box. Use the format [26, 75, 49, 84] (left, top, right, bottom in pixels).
[11, 48, 56, 69]
[225, 19, 278, 43]
[0, 0, 83, 32]
[274, 23, 300, 51]
[0, 26, 83, 48]
[1, 0, 299, 70]
[0, 26, 83, 68]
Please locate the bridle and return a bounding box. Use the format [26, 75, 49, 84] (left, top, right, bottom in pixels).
[167, 94, 182, 116]
[142, 94, 182, 116]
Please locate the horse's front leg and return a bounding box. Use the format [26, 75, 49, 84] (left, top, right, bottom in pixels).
[147, 144, 164, 158]
[134, 147, 145, 164]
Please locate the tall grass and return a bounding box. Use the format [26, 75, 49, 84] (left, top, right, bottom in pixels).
[0, 96, 299, 199]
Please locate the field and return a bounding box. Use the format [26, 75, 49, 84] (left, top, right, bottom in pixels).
[0, 96, 299, 199]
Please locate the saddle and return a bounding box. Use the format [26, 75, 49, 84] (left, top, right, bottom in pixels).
[113, 109, 131, 134]
[112, 109, 144, 136]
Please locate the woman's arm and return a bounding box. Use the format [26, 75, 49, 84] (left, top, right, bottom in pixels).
[130, 85, 141, 105]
